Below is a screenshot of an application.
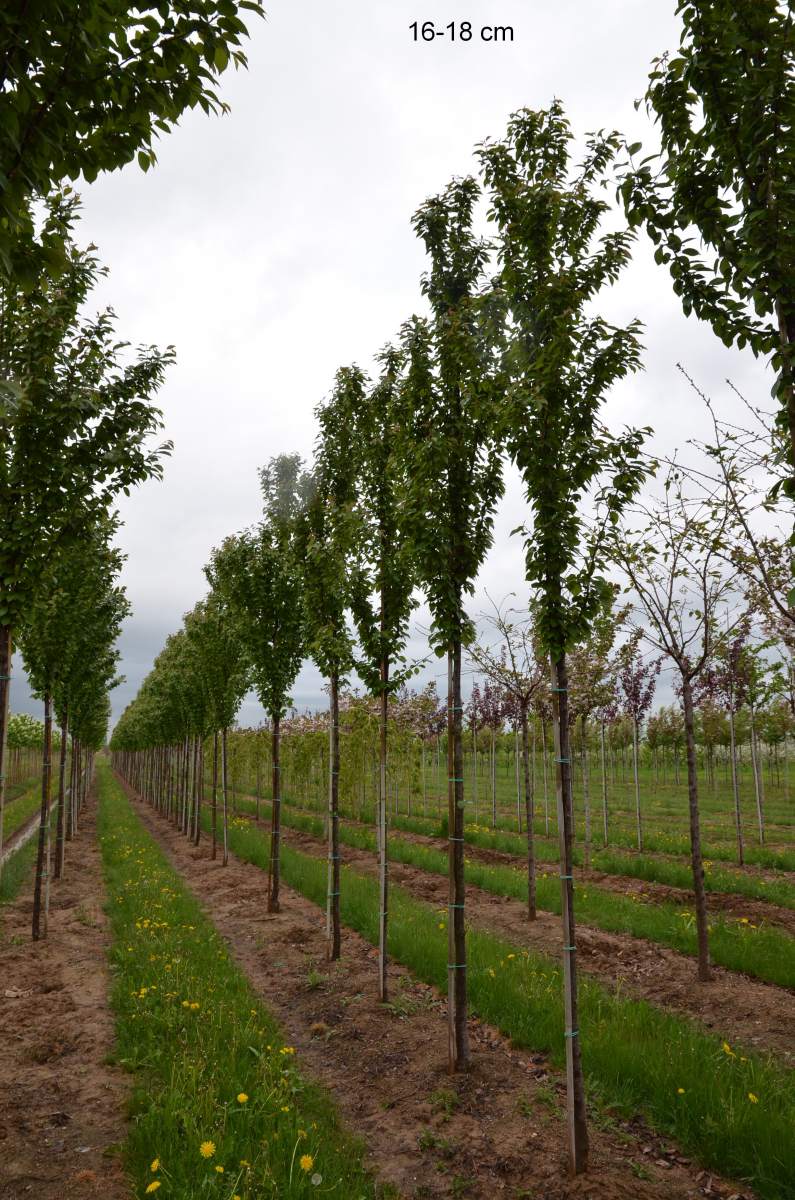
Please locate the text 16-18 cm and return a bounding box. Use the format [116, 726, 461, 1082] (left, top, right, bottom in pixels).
[409, 21, 514, 42]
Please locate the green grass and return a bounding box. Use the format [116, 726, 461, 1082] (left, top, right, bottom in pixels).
[213, 809, 795, 1200]
[97, 763, 379, 1200]
[229, 798, 795, 990]
[2, 782, 44, 841]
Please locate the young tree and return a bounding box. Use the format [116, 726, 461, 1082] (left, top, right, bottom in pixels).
[402, 176, 505, 1072]
[478, 103, 648, 1175]
[616, 635, 661, 852]
[468, 598, 546, 918]
[206, 455, 308, 905]
[347, 349, 418, 1000]
[0, 202, 171, 885]
[300, 371, 361, 961]
[613, 468, 733, 981]
[621, 0, 795, 493]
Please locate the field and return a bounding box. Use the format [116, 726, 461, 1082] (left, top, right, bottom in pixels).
[1, 757, 793, 1200]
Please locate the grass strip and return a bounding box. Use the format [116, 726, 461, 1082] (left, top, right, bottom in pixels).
[231, 799, 795, 990]
[98, 765, 379, 1200]
[211, 810, 795, 1200]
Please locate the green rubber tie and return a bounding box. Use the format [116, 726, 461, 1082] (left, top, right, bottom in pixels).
[448, 963, 466, 969]
[551, 687, 567, 692]
[448, 903, 465, 908]
[448, 836, 464, 842]
[328, 891, 340, 897]
[448, 777, 464, 782]
[564, 1029, 579, 1038]
[555, 757, 570, 764]
[564, 945, 577, 951]
[559, 874, 573, 880]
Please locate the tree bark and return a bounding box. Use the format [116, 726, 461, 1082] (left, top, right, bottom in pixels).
[600, 719, 608, 846]
[32, 693, 53, 941]
[550, 653, 588, 1176]
[211, 730, 218, 859]
[681, 676, 711, 982]
[327, 669, 341, 960]
[377, 655, 389, 1000]
[728, 701, 744, 866]
[632, 716, 643, 852]
[749, 703, 766, 844]
[580, 714, 591, 869]
[221, 727, 229, 867]
[447, 638, 469, 1072]
[267, 711, 282, 913]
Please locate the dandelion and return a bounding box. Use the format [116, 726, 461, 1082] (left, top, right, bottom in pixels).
[677, 1088, 685, 1095]
[300, 1154, 314, 1172]
[145, 1185, 161, 1195]
[199, 1141, 215, 1159]
[722, 1042, 735, 1057]
[214, 1165, 224, 1173]
[748, 1093, 759, 1104]
[237, 1092, 249, 1103]
[150, 1159, 160, 1172]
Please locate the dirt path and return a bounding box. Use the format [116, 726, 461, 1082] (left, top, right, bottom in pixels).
[266, 822, 795, 1065]
[0, 788, 129, 1200]
[128, 788, 752, 1200]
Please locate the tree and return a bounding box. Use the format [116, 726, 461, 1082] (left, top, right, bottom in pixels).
[616, 635, 661, 852]
[300, 370, 361, 961]
[468, 598, 546, 919]
[0, 201, 171, 892]
[402, 176, 505, 1072]
[613, 467, 733, 981]
[478, 102, 648, 1175]
[0, 0, 264, 271]
[206, 454, 308, 904]
[348, 350, 418, 1000]
[621, 0, 795, 494]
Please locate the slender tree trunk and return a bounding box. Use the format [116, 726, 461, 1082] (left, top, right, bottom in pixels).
[541, 714, 550, 835]
[221, 727, 229, 867]
[54, 707, 68, 879]
[32, 693, 53, 941]
[491, 726, 496, 828]
[520, 705, 536, 920]
[447, 638, 469, 1072]
[550, 654, 588, 1175]
[211, 730, 218, 859]
[515, 727, 522, 832]
[600, 719, 608, 846]
[267, 711, 282, 913]
[749, 704, 765, 844]
[681, 676, 710, 982]
[0, 626, 12, 882]
[728, 701, 744, 866]
[378, 654, 389, 1001]
[632, 716, 643, 852]
[580, 714, 591, 869]
[327, 669, 341, 961]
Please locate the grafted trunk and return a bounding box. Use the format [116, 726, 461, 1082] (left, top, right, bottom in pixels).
[681, 676, 711, 982]
[267, 712, 282, 913]
[32, 693, 53, 941]
[447, 638, 469, 1072]
[550, 653, 588, 1176]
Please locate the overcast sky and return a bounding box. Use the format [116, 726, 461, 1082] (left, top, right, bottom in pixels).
[14, 0, 773, 728]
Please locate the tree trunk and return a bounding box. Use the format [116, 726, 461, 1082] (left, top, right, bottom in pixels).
[541, 714, 550, 836]
[600, 719, 608, 847]
[728, 701, 744, 866]
[447, 638, 469, 1072]
[681, 676, 711, 982]
[54, 707, 68, 879]
[491, 726, 497, 828]
[632, 716, 643, 852]
[32, 693, 53, 941]
[377, 654, 389, 1001]
[550, 654, 588, 1175]
[520, 705, 536, 920]
[327, 669, 341, 961]
[211, 730, 218, 860]
[267, 712, 282, 913]
[580, 714, 591, 869]
[221, 727, 229, 867]
[0, 626, 12, 882]
[749, 704, 765, 844]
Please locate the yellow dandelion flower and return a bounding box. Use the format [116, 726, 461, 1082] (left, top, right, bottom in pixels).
[677, 1088, 685, 1095]
[722, 1042, 735, 1057]
[150, 1158, 160, 1172]
[145, 1184, 161, 1195]
[199, 1140, 215, 1158]
[300, 1154, 314, 1172]
[748, 1093, 759, 1104]
[237, 1093, 249, 1104]
[214, 1165, 224, 1173]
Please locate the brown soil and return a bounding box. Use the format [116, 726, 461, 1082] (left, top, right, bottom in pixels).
[127, 786, 752, 1200]
[0, 790, 130, 1200]
[270, 824, 795, 1066]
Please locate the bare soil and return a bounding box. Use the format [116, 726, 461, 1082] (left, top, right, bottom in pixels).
[128, 786, 753, 1200]
[0, 790, 130, 1200]
[271, 823, 795, 1065]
